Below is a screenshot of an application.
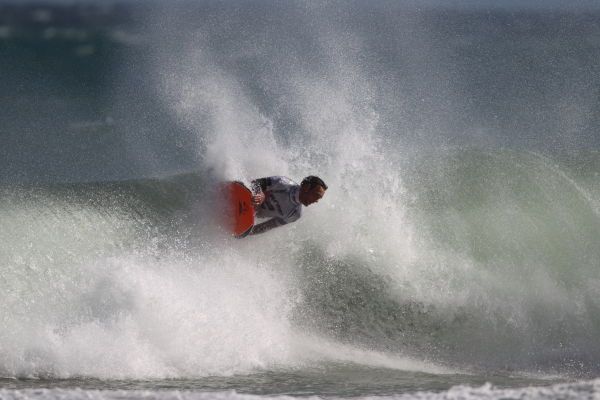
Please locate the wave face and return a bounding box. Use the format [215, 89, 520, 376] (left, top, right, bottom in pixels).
[1, 0, 600, 381]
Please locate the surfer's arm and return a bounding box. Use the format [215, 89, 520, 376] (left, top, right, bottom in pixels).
[249, 218, 285, 235]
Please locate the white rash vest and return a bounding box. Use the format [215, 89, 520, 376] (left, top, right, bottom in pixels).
[251, 176, 302, 226]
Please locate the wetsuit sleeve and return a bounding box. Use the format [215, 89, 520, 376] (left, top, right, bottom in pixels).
[249, 217, 287, 235]
[286, 208, 301, 223]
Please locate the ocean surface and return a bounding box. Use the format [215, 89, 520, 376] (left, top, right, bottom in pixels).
[1, 1, 600, 399]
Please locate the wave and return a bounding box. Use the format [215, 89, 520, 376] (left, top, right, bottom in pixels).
[2, 1, 600, 381]
[1, 149, 599, 379]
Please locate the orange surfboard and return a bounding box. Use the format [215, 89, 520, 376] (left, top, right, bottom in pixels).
[221, 181, 255, 238]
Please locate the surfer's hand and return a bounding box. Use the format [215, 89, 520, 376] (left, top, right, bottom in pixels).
[252, 192, 265, 206]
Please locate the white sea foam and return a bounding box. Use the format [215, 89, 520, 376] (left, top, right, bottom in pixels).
[2, 380, 600, 400]
[0, 243, 299, 378]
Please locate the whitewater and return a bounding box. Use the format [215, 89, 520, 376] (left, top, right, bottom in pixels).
[1, 1, 600, 399]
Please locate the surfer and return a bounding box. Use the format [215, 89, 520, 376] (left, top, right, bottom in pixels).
[248, 175, 327, 235]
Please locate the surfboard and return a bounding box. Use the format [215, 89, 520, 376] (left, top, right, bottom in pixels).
[221, 181, 254, 238]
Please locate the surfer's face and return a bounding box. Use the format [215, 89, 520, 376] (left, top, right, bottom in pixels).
[300, 184, 326, 206]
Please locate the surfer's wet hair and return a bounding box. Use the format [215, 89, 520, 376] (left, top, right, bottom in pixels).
[301, 176, 328, 190]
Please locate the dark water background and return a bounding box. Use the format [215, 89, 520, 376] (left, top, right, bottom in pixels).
[1, 1, 599, 183]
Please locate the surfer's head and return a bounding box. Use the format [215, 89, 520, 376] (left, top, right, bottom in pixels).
[299, 176, 327, 206]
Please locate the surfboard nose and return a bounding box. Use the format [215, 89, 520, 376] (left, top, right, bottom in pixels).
[219, 181, 255, 238]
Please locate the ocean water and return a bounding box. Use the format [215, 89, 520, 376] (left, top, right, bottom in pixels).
[1, 1, 600, 399]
